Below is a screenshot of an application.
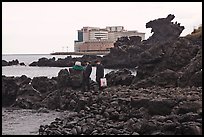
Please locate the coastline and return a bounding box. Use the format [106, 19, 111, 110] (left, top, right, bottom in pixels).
[50, 51, 109, 55]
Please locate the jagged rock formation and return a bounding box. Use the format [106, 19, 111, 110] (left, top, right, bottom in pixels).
[102, 14, 202, 88]
[145, 14, 184, 44]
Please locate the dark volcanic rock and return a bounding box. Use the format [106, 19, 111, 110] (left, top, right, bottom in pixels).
[2, 76, 18, 106]
[175, 101, 202, 115]
[114, 36, 142, 47]
[177, 48, 202, 87]
[145, 14, 184, 44]
[12, 84, 43, 109]
[2, 59, 20, 66]
[102, 14, 201, 88]
[1, 75, 202, 135]
[19, 62, 26, 66]
[37, 86, 202, 135]
[147, 98, 177, 116]
[40, 90, 61, 110]
[28, 55, 102, 67]
[57, 69, 71, 89]
[31, 76, 58, 94]
[102, 14, 185, 69]
[2, 60, 8, 66]
[133, 69, 179, 88]
[14, 75, 31, 87]
[105, 69, 135, 86]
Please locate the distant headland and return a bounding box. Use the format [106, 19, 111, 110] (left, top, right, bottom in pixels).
[50, 51, 109, 55]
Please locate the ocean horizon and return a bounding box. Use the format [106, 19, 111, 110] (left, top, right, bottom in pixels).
[2, 54, 137, 80]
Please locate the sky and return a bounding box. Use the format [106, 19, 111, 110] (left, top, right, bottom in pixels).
[2, 2, 202, 54]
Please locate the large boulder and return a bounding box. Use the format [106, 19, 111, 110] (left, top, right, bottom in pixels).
[105, 69, 135, 86]
[57, 69, 71, 89]
[2, 76, 19, 106]
[133, 69, 179, 88]
[12, 84, 43, 109]
[147, 98, 177, 115]
[14, 75, 31, 87]
[31, 76, 58, 95]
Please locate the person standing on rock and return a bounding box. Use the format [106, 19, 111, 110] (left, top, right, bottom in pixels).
[82, 61, 92, 92]
[95, 60, 104, 90]
[69, 61, 84, 89]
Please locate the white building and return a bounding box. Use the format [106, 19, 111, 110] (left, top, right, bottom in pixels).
[89, 29, 109, 40]
[74, 26, 145, 52]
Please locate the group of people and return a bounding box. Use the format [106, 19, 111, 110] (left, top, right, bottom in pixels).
[69, 60, 104, 91]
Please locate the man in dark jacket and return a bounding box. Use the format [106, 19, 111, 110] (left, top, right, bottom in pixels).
[95, 60, 104, 90]
[82, 61, 92, 91]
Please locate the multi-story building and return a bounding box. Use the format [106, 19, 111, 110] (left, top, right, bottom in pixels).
[74, 26, 145, 52]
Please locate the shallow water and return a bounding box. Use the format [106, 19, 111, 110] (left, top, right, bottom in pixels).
[2, 107, 62, 135]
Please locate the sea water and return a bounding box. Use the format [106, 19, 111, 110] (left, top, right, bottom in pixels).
[2, 54, 137, 81]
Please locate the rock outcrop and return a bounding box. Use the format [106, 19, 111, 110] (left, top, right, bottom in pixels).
[2, 59, 25, 66]
[29, 55, 102, 67]
[105, 68, 135, 86]
[102, 14, 202, 88]
[145, 14, 184, 44]
[2, 76, 19, 106]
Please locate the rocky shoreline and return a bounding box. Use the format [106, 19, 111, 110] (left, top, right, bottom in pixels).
[2, 59, 25, 66]
[2, 14, 202, 135]
[2, 67, 202, 135]
[37, 86, 202, 135]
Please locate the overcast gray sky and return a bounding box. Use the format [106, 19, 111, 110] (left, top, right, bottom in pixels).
[2, 2, 202, 54]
